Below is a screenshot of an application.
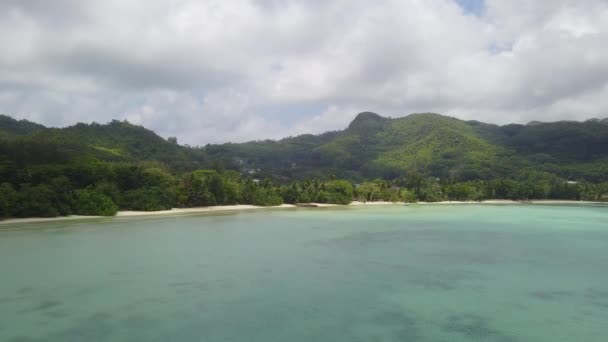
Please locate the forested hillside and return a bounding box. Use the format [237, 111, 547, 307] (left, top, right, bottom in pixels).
[0, 116, 209, 171]
[209, 112, 608, 183]
[0, 115, 46, 137]
[1, 112, 607, 219]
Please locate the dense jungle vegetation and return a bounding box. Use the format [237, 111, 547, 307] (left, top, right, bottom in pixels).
[1, 112, 607, 218]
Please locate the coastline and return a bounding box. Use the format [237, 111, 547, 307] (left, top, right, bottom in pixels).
[1, 200, 605, 226]
[0, 203, 337, 226]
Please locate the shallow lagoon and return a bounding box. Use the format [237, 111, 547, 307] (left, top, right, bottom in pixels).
[1, 204, 607, 341]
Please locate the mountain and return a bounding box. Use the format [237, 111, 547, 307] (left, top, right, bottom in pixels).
[1, 112, 608, 183]
[0, 118, 208, 170]
[2, 111, 608, 219]
[0, 115, 46, 137]
[207, 113, 608, 182]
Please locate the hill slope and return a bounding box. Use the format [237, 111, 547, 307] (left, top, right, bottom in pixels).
[0, 118, 208, 170]
[207, 113, 608, 182]
[1, 112, 608, 182]
[0, 115, 46, 137]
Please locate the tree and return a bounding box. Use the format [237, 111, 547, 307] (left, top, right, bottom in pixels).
[122, 186, 173, 211]
[15, 184, 59, 217]
[399, 189, 417, 202]
[94, 181, 122, 204]
[324, 180, 354, 204]
[444, 182, 482, 201]
[141, 167, 174, 188]
[241, 177, 257, 204]
[0, 183, 18, 217]
[254, 188, 283, 206]
[50, 176, 74, 215]
[356, 182, 379, 202]
[72, 188, 118, 216]
[223, 179, 242, 204]
[281, 183, 300, 204]
[208, 173, 225, 204]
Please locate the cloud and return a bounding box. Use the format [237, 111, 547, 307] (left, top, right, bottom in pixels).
[1, 0, 607, 144]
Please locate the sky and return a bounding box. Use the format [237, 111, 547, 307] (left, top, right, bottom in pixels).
[1, 0, 608, 145]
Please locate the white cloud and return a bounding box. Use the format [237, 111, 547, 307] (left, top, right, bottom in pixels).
[291, 105, 361, 136]
[1, 0, 607, 144]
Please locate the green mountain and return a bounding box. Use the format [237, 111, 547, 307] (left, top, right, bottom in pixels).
[2, 112, 608, 183]
[2, 112, 608, 219]
[208, 112, 608, 182]
[0, 115, 46, 137]
[0, 116, 208, 170]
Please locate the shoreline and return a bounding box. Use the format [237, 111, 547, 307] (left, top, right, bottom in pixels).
[1, 200, 605, 226]
[0, 203, 338, 226]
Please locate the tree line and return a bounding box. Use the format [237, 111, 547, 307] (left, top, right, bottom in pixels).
[0, 160, 353, 218]
[1, 160, 607, 219]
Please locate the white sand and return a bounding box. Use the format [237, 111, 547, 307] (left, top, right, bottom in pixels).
[1, 200, 604, 226]
[116, 204, 296, 217]
[304, 203, 339, 207]
[0, 215, 104, 225]
[350, 201, 402, 205]
[0, 205, 294, 225]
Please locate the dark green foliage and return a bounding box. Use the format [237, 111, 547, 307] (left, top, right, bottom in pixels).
[394, 174, 445, 202]
[205, 113, 608, 183]
[72, 189, 118, 216]
[49, 176, 74, 216]
[4, 112, 608, 184]
[1, 119, 209, 172]
[281, 184, 300, 204]
[180, 171, 217, 207]
[240, 178, 257, 205]
[14, 184, 59, 218]
[122, 186, 173, 211]
[355, 180, 417, 202]
[323, 180, 354, 204]
[347, 112, 389, 134]
[0, 183, 18, 217]
[208, 174, 226, 204]
[254, 188, 283, 206]
[505, 121, 608, 162]
[94, 181, 122, 205]
[1, 112, 608, 220]
[223, 179, 242, 205]
[0, 115, 46, 136]
[444, 182, 483, 201]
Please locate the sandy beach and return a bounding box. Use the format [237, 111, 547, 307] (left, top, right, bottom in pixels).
[350, 201, 402, 205]
[0, 205, 284, 225]
[116, 204, 295, 217]
[0, 203, 339, 226]
[1, 200, 605, 226]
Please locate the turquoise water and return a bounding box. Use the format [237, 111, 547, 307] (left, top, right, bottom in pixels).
[1, 204, 607, 341]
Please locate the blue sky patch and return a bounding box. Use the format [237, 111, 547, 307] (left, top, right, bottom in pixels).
[455, 0, 485, 16]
